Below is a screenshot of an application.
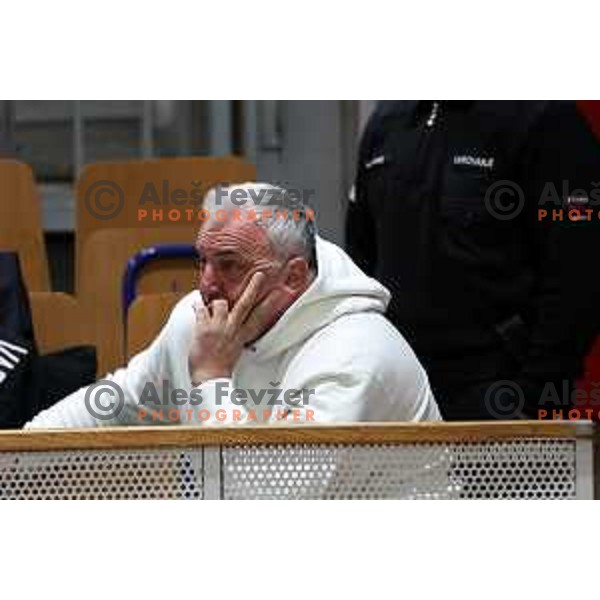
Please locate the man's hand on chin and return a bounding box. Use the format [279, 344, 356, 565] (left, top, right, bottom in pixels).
[189, 272, 266, 385]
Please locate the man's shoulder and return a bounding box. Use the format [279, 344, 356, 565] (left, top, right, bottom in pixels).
[303, 311, 418, 369]
[287, 311, 433, 411]
[373, 101, 416, 120]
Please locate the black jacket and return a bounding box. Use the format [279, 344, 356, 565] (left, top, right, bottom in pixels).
[0, 253, 37, 427]
[346, 100, 600, 417]
[0, 252, 97, 428]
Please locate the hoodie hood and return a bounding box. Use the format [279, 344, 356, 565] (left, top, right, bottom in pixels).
[251, 236, 390, 359]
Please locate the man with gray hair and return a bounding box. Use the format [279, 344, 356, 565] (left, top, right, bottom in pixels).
[27, 182, 440, 427]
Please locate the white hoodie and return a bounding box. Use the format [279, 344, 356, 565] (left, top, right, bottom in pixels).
[26, 237, 441, 428]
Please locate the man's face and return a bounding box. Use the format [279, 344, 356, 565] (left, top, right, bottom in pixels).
[195, 219, 283, 310]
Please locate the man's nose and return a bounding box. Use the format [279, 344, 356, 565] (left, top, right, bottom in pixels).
[199, 262, 220, 291]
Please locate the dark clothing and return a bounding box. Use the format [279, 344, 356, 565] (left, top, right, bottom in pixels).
[346, 100, 600, 419]
[0, 251, 97, 427]
[0, 253, 36, 427]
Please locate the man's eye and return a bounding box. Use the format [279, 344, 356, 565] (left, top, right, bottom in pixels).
[219, 259, 240, 272]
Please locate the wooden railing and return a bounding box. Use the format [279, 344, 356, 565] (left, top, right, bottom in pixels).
[0, 421, 596, 500]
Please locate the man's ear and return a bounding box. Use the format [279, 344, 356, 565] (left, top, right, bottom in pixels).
[283, 257, 311, 293]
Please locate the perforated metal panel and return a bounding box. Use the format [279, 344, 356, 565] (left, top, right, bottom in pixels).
[222, 439, 578, 499]
[0, 438, 580, 499]
[0, 449, 203, 500]
[450, 439, 576, 499]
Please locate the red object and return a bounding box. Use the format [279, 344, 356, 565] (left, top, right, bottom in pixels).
[572, 101, 600, 418]
[574, 347, 600, 421]
[577, 100, 600, 140]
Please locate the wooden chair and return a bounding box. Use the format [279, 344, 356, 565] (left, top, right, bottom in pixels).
[0, 162, 92, 355]
[0, 161, 50, 292]
[29, 292, 93, 354]
[79, 228, 196, 373]
[126, 292, 185, 359]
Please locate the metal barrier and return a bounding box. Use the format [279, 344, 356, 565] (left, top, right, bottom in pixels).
[0, 422, 596, 499]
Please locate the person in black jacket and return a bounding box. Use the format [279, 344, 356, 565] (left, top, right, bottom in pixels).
[0, 251, 97, 428]
[346, 101, 600, 420]
[0, 252, 36, 427]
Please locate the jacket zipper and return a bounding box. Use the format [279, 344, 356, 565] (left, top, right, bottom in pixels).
[426, 101, 440, 128]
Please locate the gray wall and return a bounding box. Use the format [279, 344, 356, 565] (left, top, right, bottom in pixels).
[254, 100, 359, 246]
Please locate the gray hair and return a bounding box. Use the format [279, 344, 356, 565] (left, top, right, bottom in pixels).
[203, 182, 318, 273]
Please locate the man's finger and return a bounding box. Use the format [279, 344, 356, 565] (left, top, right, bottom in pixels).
[211, 299, 229, 324]
[229, 272, 266, 327]
[195, 303, 210, 324]
[240, 289, 283, 345]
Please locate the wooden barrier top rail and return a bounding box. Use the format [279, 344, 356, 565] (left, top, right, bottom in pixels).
[0, 421, 595, 452]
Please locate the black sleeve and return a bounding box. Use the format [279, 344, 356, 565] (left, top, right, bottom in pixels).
[514, 101, 600, 417]
[0, 253, 37, 428]
[345, 113, 378, 276]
